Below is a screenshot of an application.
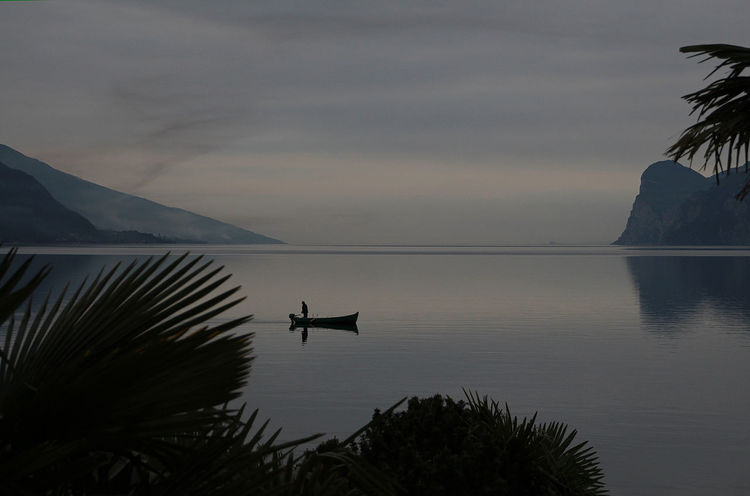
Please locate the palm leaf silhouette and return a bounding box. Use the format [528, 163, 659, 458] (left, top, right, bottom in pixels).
[0, 248, 398, 495]
[666, 44, 750, 198]
[0, 250, 269, 492]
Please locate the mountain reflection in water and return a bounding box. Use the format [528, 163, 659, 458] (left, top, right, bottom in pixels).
[626, 256, 750, 332]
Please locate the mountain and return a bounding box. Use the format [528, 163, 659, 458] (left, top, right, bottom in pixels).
[0, 161, 167, 244]
[0, 161, 101, 243]
[614, 160, 750, 245]
[0, 144, 282, 244]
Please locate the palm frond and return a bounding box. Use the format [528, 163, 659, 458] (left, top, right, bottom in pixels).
[0, 246, 50, 328]
[1, 249, 397, 494]
[0, 252, 258, 490]
[666, 44, 750, 198]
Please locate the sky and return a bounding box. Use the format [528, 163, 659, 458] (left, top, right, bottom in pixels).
[1, 0, 748, 244]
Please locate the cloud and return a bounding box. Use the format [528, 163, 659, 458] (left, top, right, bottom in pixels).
[107, 84, 247, 188]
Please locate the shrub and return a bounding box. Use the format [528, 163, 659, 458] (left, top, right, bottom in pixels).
[356, 392, 607, 496]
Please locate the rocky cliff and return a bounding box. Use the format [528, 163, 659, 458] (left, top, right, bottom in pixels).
[615, 161, 750, 245]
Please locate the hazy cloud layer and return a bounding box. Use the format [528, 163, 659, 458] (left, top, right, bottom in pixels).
[1, 0, 748, 243]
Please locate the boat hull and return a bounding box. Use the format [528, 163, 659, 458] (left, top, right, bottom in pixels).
[289, 312, 359, 330]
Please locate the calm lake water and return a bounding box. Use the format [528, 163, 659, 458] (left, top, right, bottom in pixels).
[11, 245, 750, 496]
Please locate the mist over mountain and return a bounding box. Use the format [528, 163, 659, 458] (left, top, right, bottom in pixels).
[0, 161, 169, 244]
[615, 160, 750, 245]
[0, 145, 282, 244]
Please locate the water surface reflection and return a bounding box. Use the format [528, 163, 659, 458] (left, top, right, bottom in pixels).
[626, 256, 750, 333]
[289, 325, 359, 344]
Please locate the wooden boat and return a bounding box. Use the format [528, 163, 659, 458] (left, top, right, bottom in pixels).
[288, 312, 359, 330]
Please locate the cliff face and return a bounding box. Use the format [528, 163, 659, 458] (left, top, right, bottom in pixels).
[615, 161, 750, 245]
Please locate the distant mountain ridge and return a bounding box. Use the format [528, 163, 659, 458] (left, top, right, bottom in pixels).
[0, 161, 100, 243]
[0, 144, 282, 244]
[615, 160, 750, 245]
[0, 162, 164, 244]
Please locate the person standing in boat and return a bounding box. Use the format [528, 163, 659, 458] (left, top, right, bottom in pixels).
[301, 301, 308, 319]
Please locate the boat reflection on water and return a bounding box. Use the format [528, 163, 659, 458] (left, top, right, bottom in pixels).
[288, 320, 359, 344]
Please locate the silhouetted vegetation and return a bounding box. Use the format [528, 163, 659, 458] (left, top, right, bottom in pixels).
[0, 247, 394, 495]
[667, 44, 750, 198]
[355, 393, 606, 496]
[1, 247, 606, 494]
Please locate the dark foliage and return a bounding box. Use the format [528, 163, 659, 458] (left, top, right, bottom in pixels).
[666, 44, 750, 198]
[356, 392, 607, 496]
[1, 246, 605, 495]
[0, 247, 393, 495]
